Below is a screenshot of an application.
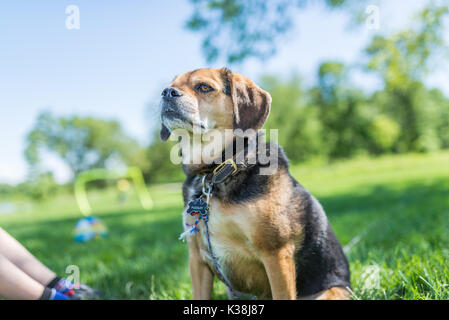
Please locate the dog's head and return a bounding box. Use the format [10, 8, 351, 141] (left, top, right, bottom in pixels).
[159, 68, 271, 141]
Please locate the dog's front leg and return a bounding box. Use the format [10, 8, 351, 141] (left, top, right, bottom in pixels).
[261, 243, 296, 300]
[188, 238, 214, 299]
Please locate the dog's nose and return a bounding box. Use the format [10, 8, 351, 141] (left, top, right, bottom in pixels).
[162, 87, 182, 99]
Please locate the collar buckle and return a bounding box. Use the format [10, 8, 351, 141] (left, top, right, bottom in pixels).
[211, 159, 238, 184]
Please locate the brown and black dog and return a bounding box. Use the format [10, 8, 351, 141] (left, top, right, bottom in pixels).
[159, 68, 351, 300]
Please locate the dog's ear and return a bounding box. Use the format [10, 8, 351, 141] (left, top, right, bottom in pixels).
[221, 68, 271, 131]
[160, 123, 171, 141]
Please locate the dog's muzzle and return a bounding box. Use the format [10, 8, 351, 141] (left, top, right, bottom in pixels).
[160, 87, 187, 123]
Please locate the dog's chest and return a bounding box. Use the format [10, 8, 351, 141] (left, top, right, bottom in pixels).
[182, 194, 271, 297]
[183, 197, 257, 260]
[202, 199, 256, 258]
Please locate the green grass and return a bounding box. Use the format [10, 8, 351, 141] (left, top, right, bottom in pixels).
[1, 152, 449, 299]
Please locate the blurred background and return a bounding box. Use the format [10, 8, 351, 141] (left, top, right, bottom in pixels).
[1, 0, 449, 300]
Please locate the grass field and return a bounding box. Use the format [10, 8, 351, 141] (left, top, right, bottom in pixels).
[1, 152, 449, 300]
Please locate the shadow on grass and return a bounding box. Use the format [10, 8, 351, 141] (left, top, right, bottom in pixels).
[318, 177, 449, 262]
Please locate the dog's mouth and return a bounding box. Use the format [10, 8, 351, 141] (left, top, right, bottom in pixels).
[162, 107, 189, 123]
[161, 105, 206, 132]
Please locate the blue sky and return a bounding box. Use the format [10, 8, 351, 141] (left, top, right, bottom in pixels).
[0, 0, 447, 184]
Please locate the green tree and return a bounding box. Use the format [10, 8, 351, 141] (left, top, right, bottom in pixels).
[186, 0, 346, 63]
[25, 112, 141, 179]
[262, 74, 324, 162]
[310, 61, 371, 159]
[365, 4, 449, 152]
[0, 184, 14, 198]
[15, 172, 59, 201]
[432, 89, 449, 149]
[142, 131, 183, 183]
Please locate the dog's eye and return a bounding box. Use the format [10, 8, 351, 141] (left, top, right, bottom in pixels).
[196, 83, 214, 93]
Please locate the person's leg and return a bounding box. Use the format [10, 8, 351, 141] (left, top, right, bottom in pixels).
[0, 253, 45, 300]
[0, 227, 56, 286]
[0, 227, 101, 299]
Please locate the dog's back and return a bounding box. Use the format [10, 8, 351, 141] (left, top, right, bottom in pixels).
[290, 182, 351, 297]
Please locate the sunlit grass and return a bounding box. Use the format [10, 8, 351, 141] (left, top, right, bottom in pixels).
[1, 151, 449, 299]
